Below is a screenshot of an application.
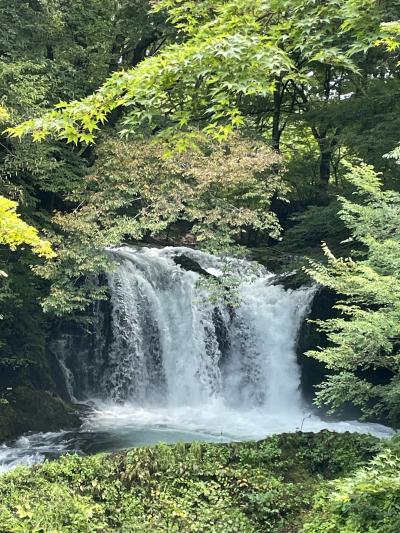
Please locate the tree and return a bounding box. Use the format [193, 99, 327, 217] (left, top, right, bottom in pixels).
[306, 163, 400, 425]
[0, 1, 169, 386]
[9, 0, 397, 191]
[35, 133, 286, 315]
[0, 196, 55, 260]
[0, 0, 165, 283]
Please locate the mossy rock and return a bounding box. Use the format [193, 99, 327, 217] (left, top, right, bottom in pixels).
[0, 386, 80, 442]
[0, 402, 18, 442]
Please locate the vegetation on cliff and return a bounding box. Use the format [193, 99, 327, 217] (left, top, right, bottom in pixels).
[304, 163, 400, 425]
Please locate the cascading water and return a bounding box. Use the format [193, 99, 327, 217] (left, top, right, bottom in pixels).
[60, 246, 314, 416]
[0, 246, 393, 472]
[48, 246, 394, 437]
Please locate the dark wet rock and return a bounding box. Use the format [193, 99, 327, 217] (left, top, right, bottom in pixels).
[270, 270, 311, 291]
[297, 287, 336, 404]
[173, 254, 214, 278]
[0, 386, 80, 442]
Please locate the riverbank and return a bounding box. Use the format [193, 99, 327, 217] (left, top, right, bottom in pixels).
[1, 431, 398, 532]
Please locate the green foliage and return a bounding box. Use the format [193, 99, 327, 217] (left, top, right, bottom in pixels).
[0, 196, 55, 259]
[339, 79, 400, 184]
[303, 450, 400, 532]
[306, 163, 400, 424]
[0, 431, 382, 532]
[35, 133, 287, 315]
[9, 0, 392, 148]
[3, 0, 400, 323]
[0, 0, 168, 390]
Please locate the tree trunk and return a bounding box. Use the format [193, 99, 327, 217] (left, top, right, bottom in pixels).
[311, 128, 337, 196]
[272, 81, 282, 152]
[319, 150, 331, 192]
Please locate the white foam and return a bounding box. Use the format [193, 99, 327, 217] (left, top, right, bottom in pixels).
[83, 400, 394, 442]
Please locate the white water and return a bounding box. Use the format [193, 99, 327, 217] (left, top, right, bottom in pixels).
[100, 246, 313, 410]
[0, 432, 71, 474]
[0, 246, 394, 473]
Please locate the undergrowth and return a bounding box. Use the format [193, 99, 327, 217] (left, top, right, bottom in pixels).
[0, 431, 395, 532]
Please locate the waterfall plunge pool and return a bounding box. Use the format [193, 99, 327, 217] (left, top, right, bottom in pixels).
[0, 247, 395, 472]
[0, 401, 393, 473]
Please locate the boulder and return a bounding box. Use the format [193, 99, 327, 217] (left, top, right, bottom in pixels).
[0, 386, 80, 442]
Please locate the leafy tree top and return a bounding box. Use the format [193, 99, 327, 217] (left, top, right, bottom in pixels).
[35, 133, 285, 315]
[7, 0, 394, 147]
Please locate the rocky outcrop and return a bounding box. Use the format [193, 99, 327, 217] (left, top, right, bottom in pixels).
[0, 386, 80, 442]
[296, 287, 336, 404]
[173, 254, 214, 277]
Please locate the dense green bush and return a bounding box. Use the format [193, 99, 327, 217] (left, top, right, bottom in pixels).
[303, 450, 400, 532]
[0, 431, 387, 532]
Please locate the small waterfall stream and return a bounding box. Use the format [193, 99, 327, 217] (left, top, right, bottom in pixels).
[0, 246, 393, 472]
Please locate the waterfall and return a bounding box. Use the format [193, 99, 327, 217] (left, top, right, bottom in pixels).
[1, 246, 393, 473]
[57, 246, 315, 417]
